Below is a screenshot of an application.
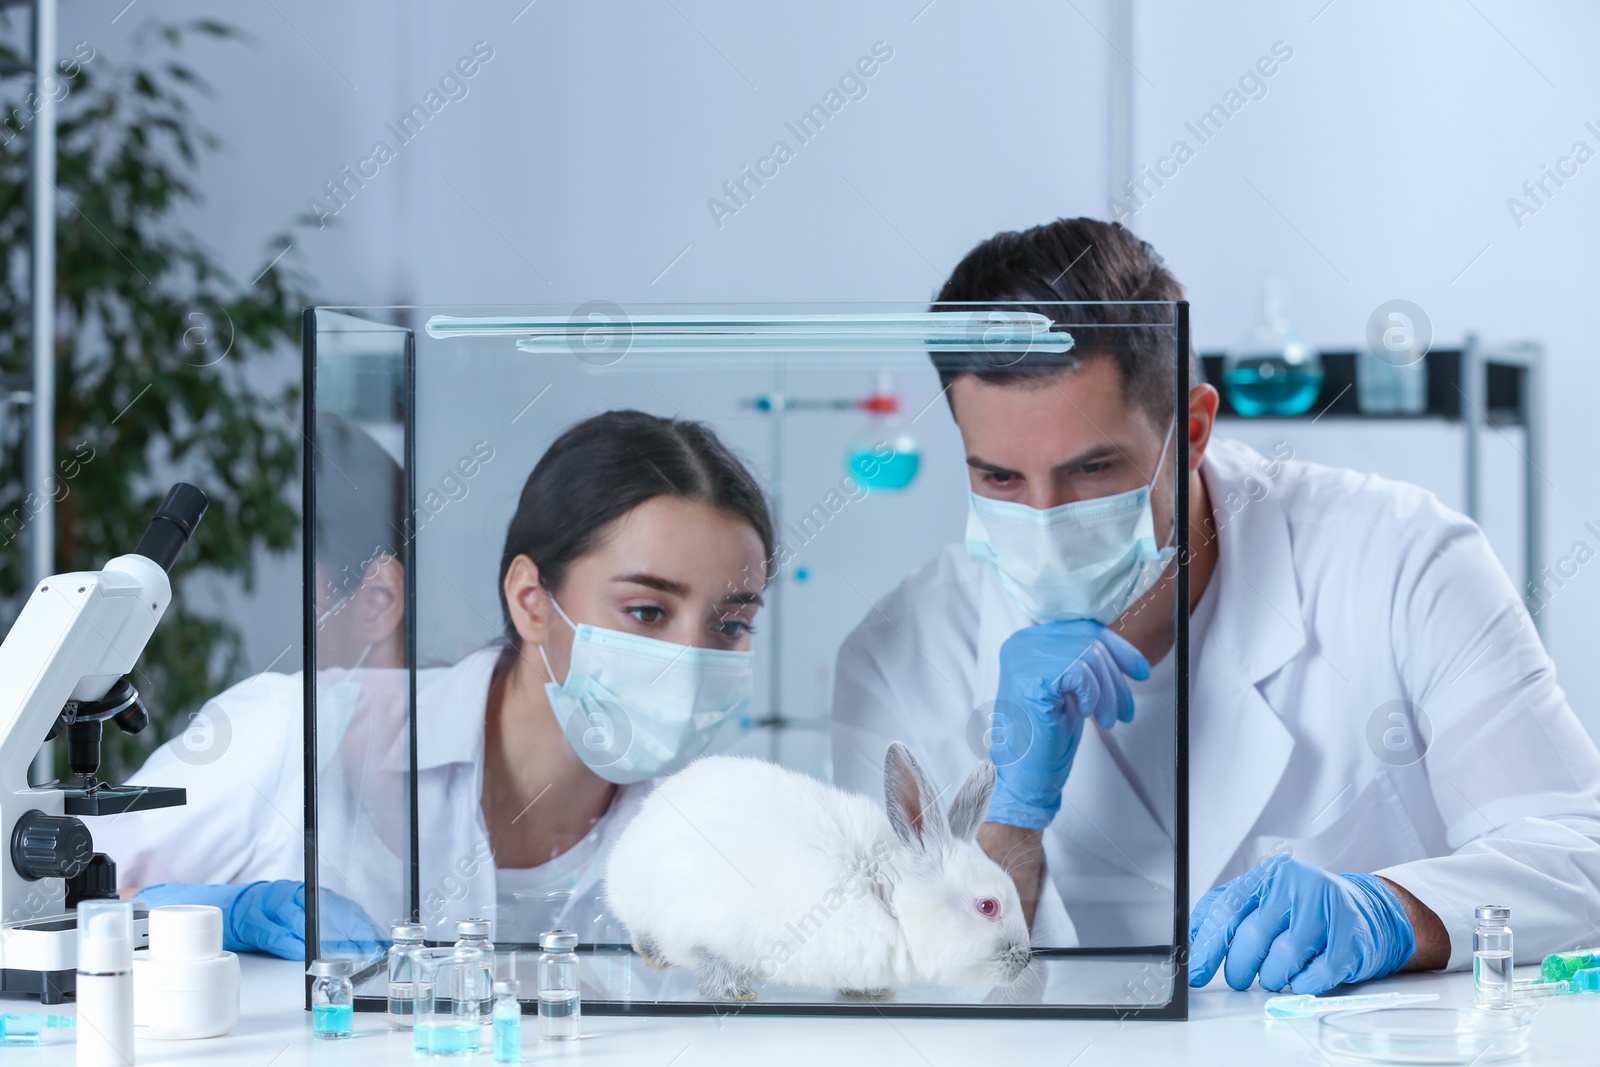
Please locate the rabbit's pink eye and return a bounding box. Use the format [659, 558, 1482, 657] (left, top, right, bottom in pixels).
[975, 897, 1000, 920]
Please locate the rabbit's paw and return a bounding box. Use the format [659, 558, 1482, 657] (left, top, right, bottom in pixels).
[694, 950, 759, 1002]
[632, 933, 671, 970]
[840, 988, 894, 1001]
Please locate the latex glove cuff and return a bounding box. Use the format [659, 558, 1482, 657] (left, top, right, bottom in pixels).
[984, 783, 1059, 831]
[1342, 872, 1418, 980]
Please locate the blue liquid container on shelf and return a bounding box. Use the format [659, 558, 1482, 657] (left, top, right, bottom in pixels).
[1222, 277, 1322, 417]
[1223, 357, 1322, 417]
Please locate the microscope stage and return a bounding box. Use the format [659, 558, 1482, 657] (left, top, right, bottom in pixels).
[60, 785, 186, 816]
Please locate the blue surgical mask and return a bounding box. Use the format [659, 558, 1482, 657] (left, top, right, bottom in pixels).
[315, 592, 372, 770]
[538, 597, 753, 784]
[965, 420, 1177, 624]
[317, 654, 373, 768]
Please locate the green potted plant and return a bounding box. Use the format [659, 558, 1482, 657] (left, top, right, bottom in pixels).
[0, 19, 314, 780]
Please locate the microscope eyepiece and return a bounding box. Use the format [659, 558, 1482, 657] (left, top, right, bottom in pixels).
[134, 483, 209, 573]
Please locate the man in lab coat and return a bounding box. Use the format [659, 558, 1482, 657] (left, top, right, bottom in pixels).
[831, 217, 1600, 994]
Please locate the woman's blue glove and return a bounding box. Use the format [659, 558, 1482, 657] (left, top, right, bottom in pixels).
[1188, 855, 1417, 994]
[985, 619, 1151, 830]
[135, 881, 390, 961]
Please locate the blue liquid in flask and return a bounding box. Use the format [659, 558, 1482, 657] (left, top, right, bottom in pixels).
[848, 448, 920, 491]
[1223, 358, 1322, 417]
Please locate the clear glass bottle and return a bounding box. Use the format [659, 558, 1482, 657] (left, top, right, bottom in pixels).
[387, 923, 428, 1030]
[1357, 301, 1429, 415]
[308, 957, 354, 1039]
[1474, 905, 1514, 1009]
[537, 930, 580, 1041]
[492, 979, 521, 1062]
[453, 918, 495, 1022]
[1222, 276, 1323, 417]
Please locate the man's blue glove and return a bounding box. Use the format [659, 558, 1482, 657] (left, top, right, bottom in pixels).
[985, 619, 1151, 830]
[1188, 855, 1417, 994]
[136, 881, 389, 961]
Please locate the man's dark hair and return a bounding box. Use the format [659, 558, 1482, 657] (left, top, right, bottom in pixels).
[930, 217, 1196, 423]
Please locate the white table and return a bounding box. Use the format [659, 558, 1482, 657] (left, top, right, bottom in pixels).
[4, 955, 1597, 1065]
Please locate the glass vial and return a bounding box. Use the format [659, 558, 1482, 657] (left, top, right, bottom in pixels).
[308, 958, 355, 1039]
[387, 923, 428, 1029]
[1474, 905, 1513, 1009]
[492, 980, 522, 1062]
[538, 930, 580, 1041]
[454, 918, 495, 1022]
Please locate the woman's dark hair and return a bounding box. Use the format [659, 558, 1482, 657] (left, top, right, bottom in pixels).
[930, 217, 1196, 422]
[497, 410, 774, 644]
[314, 412, 404, 600]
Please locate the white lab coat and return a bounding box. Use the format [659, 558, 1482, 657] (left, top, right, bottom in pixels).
[98, 647, 648, 944]
[832, 438, 1600, 969]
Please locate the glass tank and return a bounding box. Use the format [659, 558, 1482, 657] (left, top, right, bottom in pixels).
[302, 300, 1191, 1019]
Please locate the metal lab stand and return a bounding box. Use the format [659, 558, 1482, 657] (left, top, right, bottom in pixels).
[1203, 339, 1545, 631]
[1461, 337, 1543, 618]
[0, 0, 60, 782]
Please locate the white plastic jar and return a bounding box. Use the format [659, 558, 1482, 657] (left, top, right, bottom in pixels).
[131, 905, 241, 1040]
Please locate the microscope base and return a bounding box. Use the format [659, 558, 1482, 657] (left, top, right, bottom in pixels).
[0, 964, 74, 1004]
[0, 909, 149, 1003]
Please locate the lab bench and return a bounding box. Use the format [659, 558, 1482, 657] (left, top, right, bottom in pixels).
[4, 953, 1597, 1065]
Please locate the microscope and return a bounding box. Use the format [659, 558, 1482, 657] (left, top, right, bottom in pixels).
[0, 483, 207, 1003]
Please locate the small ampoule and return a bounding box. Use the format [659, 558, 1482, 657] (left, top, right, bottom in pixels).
[0, 1013, 75, 1046]
[1474, 905, 1514, 1009]
[493, 980, 522, 1062]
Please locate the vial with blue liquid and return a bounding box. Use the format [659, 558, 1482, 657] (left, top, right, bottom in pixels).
[493, 980, 522, 1062]
[308, 957, 355, 1039]
[0, 1013, 75, 1046]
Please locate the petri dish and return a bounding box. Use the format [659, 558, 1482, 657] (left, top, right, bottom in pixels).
[1319, 1007, 1531, 1064]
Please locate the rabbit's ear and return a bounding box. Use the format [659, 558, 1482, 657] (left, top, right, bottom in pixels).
[947, 761, 995, 842]
[885, 742, 950, 862]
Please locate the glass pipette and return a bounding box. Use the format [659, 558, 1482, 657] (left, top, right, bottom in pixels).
[1264, 992, 1441, 1019]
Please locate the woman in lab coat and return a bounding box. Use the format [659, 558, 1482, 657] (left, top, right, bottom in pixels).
[107, 410, 774, 951]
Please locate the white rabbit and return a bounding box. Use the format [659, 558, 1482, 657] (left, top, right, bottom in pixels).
[603, 741, 1031, 1000]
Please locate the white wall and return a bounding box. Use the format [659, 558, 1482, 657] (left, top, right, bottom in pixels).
[66, 0, 1110, 695]
[1125, 0, 1600, 733]
[62, 0, 1600, 735]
